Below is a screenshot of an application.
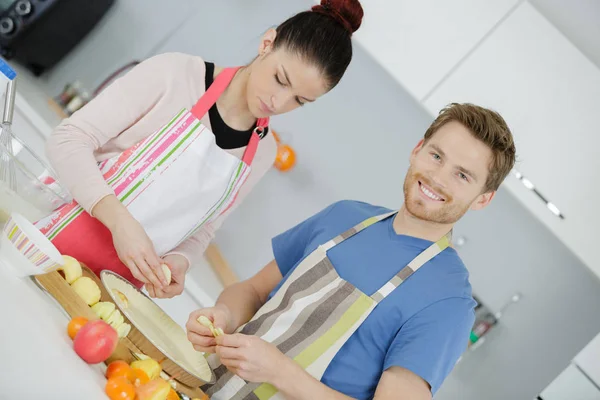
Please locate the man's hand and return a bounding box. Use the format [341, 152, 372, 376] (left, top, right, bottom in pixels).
[215, 334, 288, 384]
[145, 254, 189, 298]
[187, 305, 234, 353]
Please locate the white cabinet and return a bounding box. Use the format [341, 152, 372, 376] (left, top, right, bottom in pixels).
[422, 2, 600, 277]
[575, 332, 600, 389]
[353, 0, 519, 101]
[539, 364, 600, 400]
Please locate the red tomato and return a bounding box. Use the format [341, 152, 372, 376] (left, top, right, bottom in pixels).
[73, 320, 118, 364]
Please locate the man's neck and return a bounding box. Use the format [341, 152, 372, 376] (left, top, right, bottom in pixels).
[392, 204, 454, 242]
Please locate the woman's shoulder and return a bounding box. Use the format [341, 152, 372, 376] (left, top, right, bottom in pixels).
[139, 52, 207, 79]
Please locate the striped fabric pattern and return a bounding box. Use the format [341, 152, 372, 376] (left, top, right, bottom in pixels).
[204, 212, 451, 400]
[3, 216, 62, 272]
[37, 108, 248, 245]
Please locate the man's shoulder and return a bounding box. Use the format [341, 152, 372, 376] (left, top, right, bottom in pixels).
[326, 200, 394, 220]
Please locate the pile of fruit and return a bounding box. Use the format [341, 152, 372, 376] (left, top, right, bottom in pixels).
[59, 255, 132, 338]
[67, 316, 207, 400]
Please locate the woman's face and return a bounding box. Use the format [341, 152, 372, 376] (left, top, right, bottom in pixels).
[245, 29, 330, 118]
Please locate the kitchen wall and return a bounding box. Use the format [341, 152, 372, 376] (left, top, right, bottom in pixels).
[21, 1, 600, 399]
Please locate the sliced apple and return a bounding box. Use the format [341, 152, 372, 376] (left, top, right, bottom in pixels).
[161, 264, 172, 285]
[116, 322, 132, 338]
[91, 301, 116, 320]
[71, 277, 101, 306]
[59, 255, 83, 284]
[106, 309, 125, 329]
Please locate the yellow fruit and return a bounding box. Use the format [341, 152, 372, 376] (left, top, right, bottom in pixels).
[136, 378, 171, 400]
[130, 359, 162, 380]
[71, 277, 101, 306]
[161, 264, 171, 285]
[59, 255, 83, 284]
[116, 322, 132, 338]
[106, 309, 125, 329]
[91, 301, 116, 320]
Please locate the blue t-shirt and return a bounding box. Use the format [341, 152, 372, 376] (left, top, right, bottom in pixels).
[270, 200, 475, 399]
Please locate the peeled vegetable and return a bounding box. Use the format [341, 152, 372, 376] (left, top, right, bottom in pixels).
[71, 277, 101, 306]
[161, 264, 172, 285]
[91, 301, 116, 320]
[197, 315, 224, 337]
[59, 255, 83, 284]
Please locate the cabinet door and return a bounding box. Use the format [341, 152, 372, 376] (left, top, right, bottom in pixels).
[575, 332, 600, 388]
[539, 364, 600, 400]
[422, 2, 600, 277]
[353, 0, 519, 101]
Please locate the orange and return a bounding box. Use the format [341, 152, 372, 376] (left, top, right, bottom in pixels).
[67, 316, 88, 340]
[132, 368, 150, 387]
[106, 360, 134, 382]
[105, 376, 135, 400]
[167, 387, 180, 400]
[274, 144, 296, 171]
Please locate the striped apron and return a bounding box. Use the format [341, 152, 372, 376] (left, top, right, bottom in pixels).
[35, 67, 269, 288]
[203, 211, 452, 399]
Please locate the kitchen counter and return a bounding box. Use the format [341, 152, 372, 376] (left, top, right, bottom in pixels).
[0, 261, 107, 399]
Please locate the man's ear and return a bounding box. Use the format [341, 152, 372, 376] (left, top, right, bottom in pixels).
[410, 139, 425, 164]
[471, 191, 496, 211]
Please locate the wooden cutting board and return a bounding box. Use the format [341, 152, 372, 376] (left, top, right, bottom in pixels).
[35, 265, 209, 399]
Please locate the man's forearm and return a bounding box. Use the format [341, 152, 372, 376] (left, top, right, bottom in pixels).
[216, 281, 264, 332]
[274, 360, 355, 400]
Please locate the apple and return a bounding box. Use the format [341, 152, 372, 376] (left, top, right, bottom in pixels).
[73, 320, 118, 364]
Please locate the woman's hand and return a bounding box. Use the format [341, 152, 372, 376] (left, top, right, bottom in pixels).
[91, 195, 168, 287]
[186, 305, 234, 353]
[146, 254, 189, 298]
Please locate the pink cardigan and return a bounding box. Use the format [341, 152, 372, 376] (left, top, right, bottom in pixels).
[46, 52, 277, 267]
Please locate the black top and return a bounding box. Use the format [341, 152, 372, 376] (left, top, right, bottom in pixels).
[204, 62, 268, 150]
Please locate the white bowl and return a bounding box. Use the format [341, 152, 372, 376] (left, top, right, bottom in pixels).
[0, 212, 64, 277]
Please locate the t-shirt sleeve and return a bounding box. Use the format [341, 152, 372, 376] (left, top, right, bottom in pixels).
[271, 202, 339, 277]
[384, 297, 475, 395]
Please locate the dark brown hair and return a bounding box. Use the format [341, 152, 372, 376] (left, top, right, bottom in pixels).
[274, 0, 364, 89]
[424, 103, 517, 192]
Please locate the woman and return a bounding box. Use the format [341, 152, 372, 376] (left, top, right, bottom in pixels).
[41, 0, 364, 298]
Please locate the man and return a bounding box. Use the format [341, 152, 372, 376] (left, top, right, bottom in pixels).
[187, 103, 517, 400]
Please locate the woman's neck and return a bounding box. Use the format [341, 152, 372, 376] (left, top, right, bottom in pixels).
[214, 65, 256, 131]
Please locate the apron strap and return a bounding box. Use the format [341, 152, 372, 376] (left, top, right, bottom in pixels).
[320, 211, 397, 251]
[370, 230, 452, 303]
[190, 67, 270, 166]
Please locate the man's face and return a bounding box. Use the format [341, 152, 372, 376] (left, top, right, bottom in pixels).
[403, 121, 496, 224]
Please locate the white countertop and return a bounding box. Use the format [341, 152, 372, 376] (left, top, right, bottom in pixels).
[0, 260, 107, 399]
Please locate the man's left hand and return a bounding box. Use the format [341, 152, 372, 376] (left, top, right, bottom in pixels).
[145, 254, 189, 299]
[216, 333, 289, 384]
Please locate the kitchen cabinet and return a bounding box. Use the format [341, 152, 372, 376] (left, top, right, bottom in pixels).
[539, 364, 600, 400]
[352, 0, 519, 101]
[422, 1, 600, 277]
